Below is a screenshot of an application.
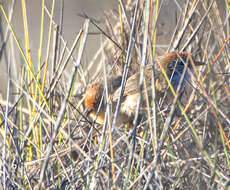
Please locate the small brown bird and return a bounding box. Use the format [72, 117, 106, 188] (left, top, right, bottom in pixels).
[85, 51, 205, 127]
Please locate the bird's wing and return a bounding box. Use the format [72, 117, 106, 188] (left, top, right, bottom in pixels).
[112, 65, 162, 102]
[112, 72, 140, 102]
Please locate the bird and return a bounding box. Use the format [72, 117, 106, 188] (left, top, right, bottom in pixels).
[85, 51, 205, 127]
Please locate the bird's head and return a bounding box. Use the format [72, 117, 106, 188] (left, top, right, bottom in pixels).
[157, 52, 205, 90]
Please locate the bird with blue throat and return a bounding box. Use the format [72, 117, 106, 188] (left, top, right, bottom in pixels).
[84, 51, 205, 128]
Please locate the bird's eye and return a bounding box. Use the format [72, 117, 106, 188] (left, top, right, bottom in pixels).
[169, 58, 187, 73]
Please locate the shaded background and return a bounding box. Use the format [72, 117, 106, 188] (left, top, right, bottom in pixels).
[0, 0, 117, 97]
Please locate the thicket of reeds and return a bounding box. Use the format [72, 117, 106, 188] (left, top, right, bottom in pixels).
[0, 0, 230, 189]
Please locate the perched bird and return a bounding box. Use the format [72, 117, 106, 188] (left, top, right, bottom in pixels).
[85, 51, 205, 126]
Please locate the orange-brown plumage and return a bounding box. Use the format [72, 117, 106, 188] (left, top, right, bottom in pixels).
[85, 82, 104, 110]
[85, 76, 124, 125]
